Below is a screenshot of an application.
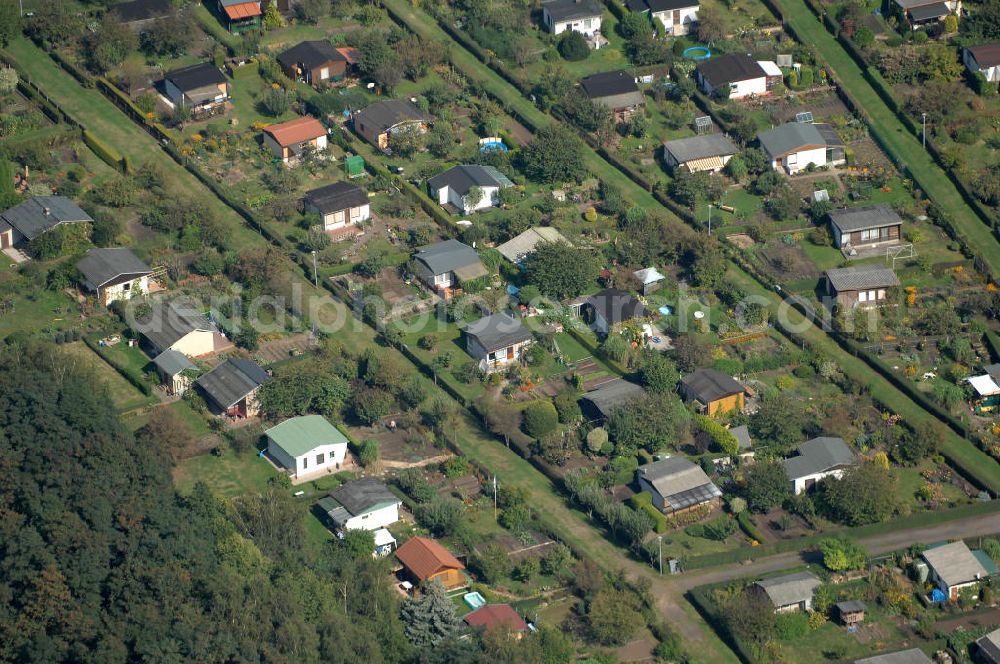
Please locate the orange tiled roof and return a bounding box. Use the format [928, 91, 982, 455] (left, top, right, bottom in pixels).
[223, 2, 262, 20]
[335, 47, 359, 65]
[263, 116, 326, 147]
[394, 536, 464, 581]
[465, 604, 528, 632]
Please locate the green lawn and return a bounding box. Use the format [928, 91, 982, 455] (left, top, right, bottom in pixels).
[897, 461, 970, 508]
[58, 342, 157, 412]
[173, 450, 280, 497]
[98, 339, 154, 376]
[0, 279, 79, 339]
[553, 331, 592, 363]
[123, 400, 213, 437]
[772, 0, 1000, 279]
[778, 607, 927, 662]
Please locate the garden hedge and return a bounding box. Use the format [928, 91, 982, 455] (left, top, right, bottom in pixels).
[628, 491, 668, 533]
[82, 130, 127, 173]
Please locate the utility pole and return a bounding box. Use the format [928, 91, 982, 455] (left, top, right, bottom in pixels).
[311, 250, 318, 289]
[707, 204, 713, 236]
[658, 536, 663, 575]
[492, 476, 498, 522]
[921, 113, 927, 149]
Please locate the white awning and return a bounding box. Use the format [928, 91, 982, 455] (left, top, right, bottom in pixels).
[968, 374, 1000, 397]
[373, 528, 396, 547]
[685, 156, 726, 172]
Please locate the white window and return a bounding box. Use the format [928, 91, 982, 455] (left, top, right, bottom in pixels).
[320, 67, 329, 80]
[584, 18, 592, 29]
[877, 289, 886, 299]
[787, 153, 798, 165]
[858, 291, 868, 302]
[868, 290, 877, 301]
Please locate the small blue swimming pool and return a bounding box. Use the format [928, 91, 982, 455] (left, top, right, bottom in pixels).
[479, 140, 508, 153]
[658, 305, 673, 315]
[683, 46, 711, 61]
[464, 591, 487, 609]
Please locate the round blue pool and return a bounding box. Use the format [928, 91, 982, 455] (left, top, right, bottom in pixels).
[658, 305, 673, 316]
[682, 46, 711, 61]
[479, 140, 508, 153]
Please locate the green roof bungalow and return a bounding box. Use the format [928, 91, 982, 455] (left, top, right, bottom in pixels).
[266, 415, 349, 479]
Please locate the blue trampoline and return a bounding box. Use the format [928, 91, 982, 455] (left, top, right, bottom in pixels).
[683, 46, 711, 61]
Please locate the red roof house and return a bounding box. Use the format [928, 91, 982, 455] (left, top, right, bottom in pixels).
[262, 116, 328, 163]
[465, 604, 529, 634]
[395, 536, 466, 589]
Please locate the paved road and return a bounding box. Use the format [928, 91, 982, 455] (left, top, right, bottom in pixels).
[671, 512, 1000, 592]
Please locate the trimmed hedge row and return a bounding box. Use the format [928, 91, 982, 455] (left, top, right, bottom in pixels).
[986, 331, 1000, 364]
[83, 130, 128, 173]
[628, 491, 669, 533]
[83, 336, 153, 396]
[736, 511, 764, 543]
[35, 40, 93, 88]
[96, 77, 174, 143]
[686, 585, 756, 663]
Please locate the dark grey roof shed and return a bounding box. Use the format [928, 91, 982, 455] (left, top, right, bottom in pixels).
[136, 299, 219, 352]
[662, 134, 738, 164]
[463, 313, 533, 354]
[413, 239, 485, 276]
[305, 182, 368, 214]
[75, 248, 152, 289]
[828, 204, 902, 234]
[355, 99, 427, 134]
[153, 348, 195, 376]
[580, 70, 644, 109]
[277, 40, 346, 71]
[543, 0, 603, 21]
[196, 358, 268, 410]
[825, 266, 900, 292]
[1, 196, 93, 241]
[426, 165, 513, 197]
[757, 122, 827, 159]
[327, 478, 400, 523]
[696, 53, 766, 87]
[581, 379, 646, 419]
[679, 369, 744, 405]
[586, 288, 647, 326]
[165, 62, 227, 92]
[783, 436, 856, 480]
[908, 2, 948, 19]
